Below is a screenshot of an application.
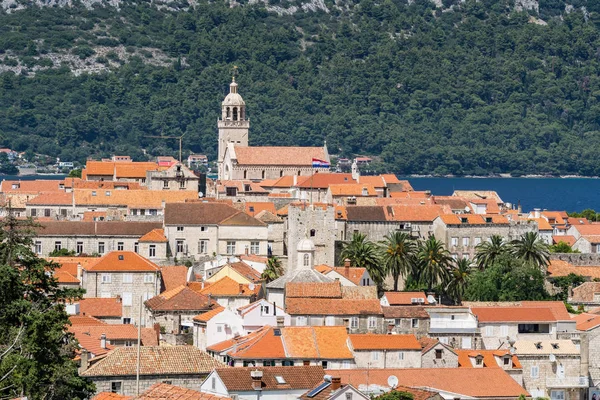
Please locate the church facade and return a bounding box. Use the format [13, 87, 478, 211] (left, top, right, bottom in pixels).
[217, 78, 330, 181]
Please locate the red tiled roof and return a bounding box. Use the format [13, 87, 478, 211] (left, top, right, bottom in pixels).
[389, 386, 440, 400]
[234, 146, 327, 166]
[145, 286, 216, 312]
[325, 266, 366, 286]
[228, 261, 262, 283]
[456, 349, 522, 369]
[197, 276, 260, 297]
[285, 298, 382, 315]
[26, 192, 72, 205]
[69, 315, 107, 326]
[283, 326, 353, 359]
[328, 183, 377, 197]
[471, 307, 557, 323]
[384, 292, 428, 306]
[330, 368, 528, 398]
[349, 334, 421, 350]
[382, 306, 430, 319]
[81, 346, 224, 377]
[296, 173, 354, 189]
[214, 366, 325, 392]
[70, 324, 139, 341]
[79, 297, 123, 318]
[285, 281, 342, 298]
[139, 228, 168, 243]
[134, 383, 231, 399]
[86, 251, 160, 272]
[193, 306, 225, 323]
[553, 235, 577, 246]
[92, 393, 132, 400]
[245, 202, 276, 217]
[0, 180, 63, 193]
[573, 313, 600, 331]
[548, 260, 600, 280]
[161, 265, 189, 292]
[140, 328, 159, 346]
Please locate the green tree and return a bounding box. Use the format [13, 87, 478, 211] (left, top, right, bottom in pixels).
[340, 232, 384, 290]
[0, 210, 95, 399]
[549, 241, 579, 253]
[551, 273, 586, 301]
[68, 168, 82, 178]
[446, 258, 472, 304]
[374, 391, 415, 400]
[261, 256, 284, 283]
[415, 236, 452, 292]
[380, 232, 417, 292]
[49, 248, 77, 257]
[511, 232, 551, 269]
[474, 235, 507, 270]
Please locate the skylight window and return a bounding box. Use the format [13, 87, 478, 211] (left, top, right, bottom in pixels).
[275, 376, 286, 384]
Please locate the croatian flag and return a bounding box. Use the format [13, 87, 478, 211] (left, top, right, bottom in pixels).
[312, 158, 330, 168]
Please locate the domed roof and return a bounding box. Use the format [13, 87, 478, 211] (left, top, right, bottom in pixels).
[297, 238, 315, 252]
[222, 80, 245, 106]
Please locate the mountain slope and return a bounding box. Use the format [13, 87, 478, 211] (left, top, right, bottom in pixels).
[1, 0, 600, 176]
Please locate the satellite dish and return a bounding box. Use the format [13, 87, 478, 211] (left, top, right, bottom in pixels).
[248, 283, 256, 291]
[387, 375, 399, 389]
[549, 354, 556, 362]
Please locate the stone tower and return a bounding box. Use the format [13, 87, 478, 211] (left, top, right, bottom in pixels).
[217, 77, 249, 180]
[296, 237, 316, 272]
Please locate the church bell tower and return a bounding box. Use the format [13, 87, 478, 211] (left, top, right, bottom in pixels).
[217, 77, 249, 180]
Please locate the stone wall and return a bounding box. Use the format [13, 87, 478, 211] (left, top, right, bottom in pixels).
[90, 374, 206, 397]
[551, 253, 600, 266]
[287, 205, 336, 268]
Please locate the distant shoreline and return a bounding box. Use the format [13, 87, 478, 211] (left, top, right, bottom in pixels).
[404, 174, 599, 179]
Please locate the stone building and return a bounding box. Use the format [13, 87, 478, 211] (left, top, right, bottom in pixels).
[81, 251, 162, 325]
[426, 306, 481, 350]
[348, 334, 422, 369]
[419, 338, 458, 368]
[286, 203, 337, 267]
[145, 162, 199, 192]
[80, 346, 223, 397]
[383, 306, 430, 337]
[216, 78, 330, 181]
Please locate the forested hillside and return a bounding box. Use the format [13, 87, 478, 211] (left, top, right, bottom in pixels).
[1, 0, 600, 176]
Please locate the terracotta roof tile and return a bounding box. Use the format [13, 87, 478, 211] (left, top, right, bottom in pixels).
[553, 235, 577, 246]
[74, 189, 197, 209]
[418, 337, 441, 354]
[439, 214, 508, 225]
[383, 292, 428, 306]
[382, 306, 429, 319]
[229, 261, 262, 283]
[388, 386, 440, 400]
[530, 217, 553, 231]
[161, 265, 189, 292]
[456, 349, 521, 369]
[197, 276, 260, 297]
[140, 328, 159, 346]
[285, 298, 382, 315]
[92, 393, 132, 400]
[79, 297, 123, 318]
[0, 179, 63, 193]
[285, 281, 342, 298]
[145, 286, 216, 312]
[234, 146, 327, 166]
[573, 313, 600, 331]
[70, 324, 139, 341]
[297, 173, 354, 189]
[326, 267, 366, 286]
[193, 306, 225, 323]
[37, 221, 163, 237]
[213, 366, 325, 391]
[386, 205, 445, 222]
[345, 206, 387, 222]
[245, 202, 276, 217]
[165, 202, 254, 226]
[340, 286, 378, 300]
[513, 340, 579, 355]
[218, 326, 286, 359]
[349, 334, 421, 350]
[81, 346, 224, 377]
[27, 192, 72, 205]
[471, 307, 557, 323]
[452, 190, 503, 203]
[69, 315, 107, 326]
[139, 229, 168, 243]
[86, 251, 160, 272]
[134, 383, 231, 399]
[548, 259, 600, 280]
[328, 183, 377, 197]
[330, 368, 528, 398]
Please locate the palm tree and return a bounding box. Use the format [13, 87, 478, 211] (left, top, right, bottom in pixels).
[340, 232, 384, 289]
[416, 236, 452, 291]
[474, 235, 507, 270]
[261, 256, 284, 283]
[446, 258, 472, 304]
[511, 232, 550, 268]
[380, 231, 417, 291]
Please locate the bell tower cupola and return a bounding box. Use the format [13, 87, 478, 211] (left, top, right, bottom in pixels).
[217, 74, 250, 180]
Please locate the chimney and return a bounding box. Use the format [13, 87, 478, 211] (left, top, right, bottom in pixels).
[239, 283, 244, 294]
[534, 208, 541, 219]
[250, 370, 263, 391]
[344, 258, 350, 277]
[273, 302, 276, 316]
[79, 350, 89, 374]
[153, 323, 161, 342]
[517, 201, 522, 214]
[207, 294, 212, 308]
[331, 376, 341, 391]
[76, 263, 82, 280]
[100, 333, 107, 349]
[116, 295, 122, 303]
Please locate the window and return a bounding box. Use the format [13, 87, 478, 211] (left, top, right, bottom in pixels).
[101, 273, 112, 283]
[122, 318, 131, 324]
[435, 349, 443, 359]
[35, 241, 42, 255]
[216, 325, 223, 333]
[451, 237, 458, 246]
[200, 226, 207, 232]
[149, 209, 157, 216]
[110, 382, 122, 394]
[556, 364, 565, 379]
[211, 377, 216, 390]
[105, 191, 111, 196]
[372, 351, 380, 361]
[31, 208, 37, 217]
[485, 326, 494, 336]
[44, 208, 51, 217]
[226, 241, 236, 255]
[325, 316, 335, 326]
[250, 241, 260, 254]
[144, 273, 155, 283]
[451, 253, 458, 260]
[531, 365, 539, 378]
[411, 319, 419, 328]
[275, 376, 286, 384]
[500, 325, 508, 337]
[163, 180, 169, 188]
[475, 357, 482, 365]
[439, 337, 449, 344]
[282, 360, 295, 366]
[134, 242, 138, 253]
[474, 237, 482, 245]
[462, 237, 470, 246]
[321, 360, 328, 369]
[117, 242, 124, 251]
[124, 340, 133, 347]
[76, 242, 84, 254]
[368, 316, 377, 329]
[342, 361, 351, 369]
[398, 351, 404, 360]
[149, 245, 156, 258]
[261, 305, 270, 315]
[177, 226, 184, 231]
[310, 229, 316, 237]
[199, 240, 207, 254]
[176, 240, 185, 253]
[350, 317, 359, 329]
[263, 360, 275, 367]
[303, 253, 310, 267]
[503, 357, 511, 366]
[123, 274, 133, 284]
[226, 187, 237, 197]
[54, 241, 62, 251]
[551, 391, 565, 400]
[98, 242, 105, 254]
[91, 191, 97, 196]
[296, 316, 307, 326]
[462, 337, 472, 349]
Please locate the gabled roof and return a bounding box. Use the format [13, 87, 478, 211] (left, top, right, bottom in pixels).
[328, 183, 377, 197]
[139, 228, 168, 243]
[285, 298, 382, 315]
[245, 202, 276, 217]
[70, 324, 139, 341]
[297, 173, 354, 189]
[325, 266, 367, 286]
[92, 392, 131, 400]
[212, 366, 325, 392]
[570, 282, 600, 303]
[209, 326, 286, 359]
[456, 349, 521, 369]
[74, 189, 196, 208]
[382, 306, 429, 319]
[69, 315, 107, 326]
[384, 291, 428, 306]
[145, 285, 216, 312]
[165, 202, 264, 226]
[160, 265, 189, 292]
[228, 261, 262, 283]
[571, 224, 600, 236]
[86, 251, 160, 272]
[26, 192, 72, 205]
[79, 297, 123, 318]
[349, 334, 421, 350]
[386, 205, 445, 222]
[197, 276, 260, 297]
[573, 313, 600, 331]
[553, 235, 576, 246]
[81, 346, 224, 377]
[345, 206, 388, 222]
[547, 259, 600, 280]
[285, 281, 342, 298]
[452, 190, 503, 204]
[233, 146, 327, 166]
[513, 340, 579, 355]
[329, 368, 528, 398]
[36, 221, 163, 237]
[134, 383, 231, 399]
[0, 179, 63, 193]
[193, 306, 226, 323]
[439, 214, 508, 225]
[340, 286, 378, 300]
[471, 307, 557, 323]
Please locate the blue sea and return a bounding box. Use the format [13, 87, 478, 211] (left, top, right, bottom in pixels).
[405, 177, 599, 213]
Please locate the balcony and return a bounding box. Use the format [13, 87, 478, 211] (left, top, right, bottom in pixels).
[546, 376, 589, 388]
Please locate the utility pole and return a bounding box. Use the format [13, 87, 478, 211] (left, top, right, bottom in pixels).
[136, 295, 142, 396]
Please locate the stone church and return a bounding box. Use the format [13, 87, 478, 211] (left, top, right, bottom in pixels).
[217, 78, 331, 181]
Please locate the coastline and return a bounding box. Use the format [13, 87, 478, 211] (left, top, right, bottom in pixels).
[404, 174, 600, 179]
